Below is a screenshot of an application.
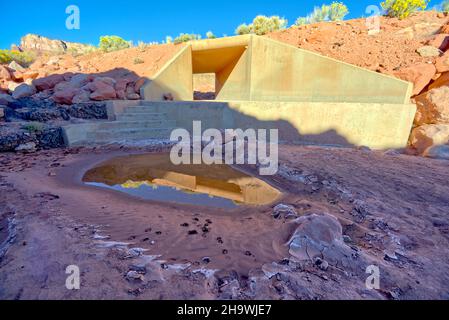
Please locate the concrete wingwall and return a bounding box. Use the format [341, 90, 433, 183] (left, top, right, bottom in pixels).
[249, 36, 412, 104]
[139, 101, 416, 149]
[140, 45, 193, 101]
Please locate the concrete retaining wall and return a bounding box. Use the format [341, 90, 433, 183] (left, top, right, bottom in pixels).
[138, 100, 416, 149]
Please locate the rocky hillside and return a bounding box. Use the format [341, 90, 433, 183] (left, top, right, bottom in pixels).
[18, 34, 95, 54]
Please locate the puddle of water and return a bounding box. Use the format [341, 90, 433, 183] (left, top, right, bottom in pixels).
[82, 153, 281, 209]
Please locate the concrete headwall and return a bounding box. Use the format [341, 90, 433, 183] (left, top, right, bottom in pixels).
[140, 35, 412, 104]
[139, 100, 416, 149]
[249, 36, 412, 104]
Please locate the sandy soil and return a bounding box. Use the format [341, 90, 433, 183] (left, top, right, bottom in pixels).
[1, 144, 448, 300]
[267, 11, 449, 76]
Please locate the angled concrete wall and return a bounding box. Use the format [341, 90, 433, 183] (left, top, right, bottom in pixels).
[140, 45, 193, 101]
[249, 36, 412, 104]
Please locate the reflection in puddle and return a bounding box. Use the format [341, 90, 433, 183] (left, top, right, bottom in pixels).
[83, 153, 281, 209]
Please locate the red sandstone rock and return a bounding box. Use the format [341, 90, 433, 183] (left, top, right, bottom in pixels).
[33, 74, 65, 91]
[415, 86, 449, 126]
[394, 63, 436, 96]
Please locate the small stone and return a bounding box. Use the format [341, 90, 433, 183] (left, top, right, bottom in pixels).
[202, 257, 211, 264]
[314, 257, 329, 271]
[272, 204, 298, 219]
[15, 142, 37, 153]
[129, 264, 147, 274]
[188, 230, 198, 235]
[417, 46, 442, 57]
[126, 270, 144, 281]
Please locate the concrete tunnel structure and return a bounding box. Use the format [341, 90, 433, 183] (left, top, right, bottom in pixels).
[136, 35, 417, 149]
[63, 35, 417, 149]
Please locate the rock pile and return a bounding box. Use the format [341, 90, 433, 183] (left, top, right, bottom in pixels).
[392, 21, 449, 158]
[0, 60, 146, 106]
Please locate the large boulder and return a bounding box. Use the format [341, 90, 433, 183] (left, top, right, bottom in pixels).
[53, 88, 79, 104]
[7, 81, 21, 93]
[394, 63, 436, 96]
[8, 61, 26, 73]
[415, 86, 449, 125]
[0, 65, 11, 81]
[72, 90, 91, 103]
[22, 70, 39, 81]
[287, 213, 347, 261]
[69, 74, 92, 88]
[427, 33, 449, 51]
[410, 124, 449, 154]
[435, 51, 449, 73]
[33, 74, 65, 91]
[134, 77, 147, 93]
[12, 83, 37, 99]
[424, 144, 449, 160]
[90, 78, 116, 101]
[429, 72, 449, 90]
[0, 93, 14, 105]
[416, 46, 442, 57]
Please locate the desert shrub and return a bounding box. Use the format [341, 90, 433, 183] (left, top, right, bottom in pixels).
[295, 17, 309, 26]
[252, 15, 288, 35]
[442, 0, 449, 12]
[235, 15, 288, 35]
[137, 41, 148, 51]
[236, 23, 252, 35]
[0, 49, 35, 67]
[206, 31, 217, 39]
[381, 0, 429, 19]
[295, 2, 349, 26]
[173, 33, 201, 44]
[22, 122, 45, 133]
[99, 35, 131, 52]
[328, 2, 349, 20]
[133, 57, 144, 64]
[165, 36, 173, 44]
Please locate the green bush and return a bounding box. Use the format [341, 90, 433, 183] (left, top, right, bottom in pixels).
[0, 50, 35, 67]
[295, 17, 309, 26]
[22, 122, 45, 133]
[206, 31, 217, 39]
[236, 23, 252, 35]
[442, 0, 449, 12]
[173, 33, 201, 44]
[235, 15, 288, 36]
[381, 0, 429, 19]
[328, 2, 349, 20]
[296, 2, 349, 25]
[99, 35, 131, 52]
[133, 57, 144, 64]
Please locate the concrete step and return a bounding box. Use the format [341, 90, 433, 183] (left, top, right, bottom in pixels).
[85, 127, 175, 141]
[117, 112, 168, 121]
[123, 106, 162, 113]
[95, 120, 176, 130]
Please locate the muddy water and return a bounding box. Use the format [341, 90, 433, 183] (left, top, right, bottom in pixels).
[73, 153, 289, 274]
[83, 153, 281, 209]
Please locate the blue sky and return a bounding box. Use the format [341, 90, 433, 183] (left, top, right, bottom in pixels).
[0, 0, 442, 49]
